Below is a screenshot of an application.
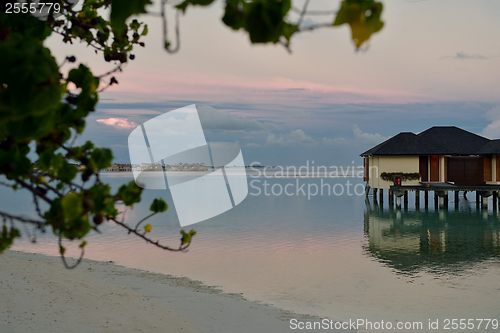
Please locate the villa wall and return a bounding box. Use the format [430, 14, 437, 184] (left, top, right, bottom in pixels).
[365, 155, 500, 188]
[366, 156, 421, 189]
[486, 155, 500, 185]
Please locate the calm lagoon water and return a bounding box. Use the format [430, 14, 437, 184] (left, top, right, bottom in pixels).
[3, 172, 500, 332]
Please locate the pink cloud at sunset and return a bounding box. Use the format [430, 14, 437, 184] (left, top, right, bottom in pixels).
[96, 118, 137, 129]
[101, 69, 432, 105]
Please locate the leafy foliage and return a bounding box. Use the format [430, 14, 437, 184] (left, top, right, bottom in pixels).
[0, 0, 385, 266]
[110, 0, 152, 35]
[175, 0, 384, 50]
[380, 172, 421, 182]
[0, 225, 20, 254]
[221, 0, 296, 43]
[0, 0, 192, 265]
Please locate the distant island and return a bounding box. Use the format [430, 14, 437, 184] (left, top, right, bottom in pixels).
[101, 163, 272, 172]
[104, 163, 208, 172]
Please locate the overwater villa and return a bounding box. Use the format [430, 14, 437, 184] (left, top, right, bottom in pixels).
[361, 126, 500, 209]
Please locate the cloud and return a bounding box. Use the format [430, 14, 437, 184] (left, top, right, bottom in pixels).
[481, 122, 500, 139]
[481, 106, 500, 139]
[290, 129, 316, 145]
[245, 143, 262, 148]
[96, 118, 137, 129]
[97, 108, 163, 115]
[266, 129, 316, 147]
[442, 52, 494, 60]
[198, 105, 268, 131]
[322, 137, 348, 146]
[241, 130, 271, 139]
[353, 125, 388, 145]
[462, 102, 482, 109]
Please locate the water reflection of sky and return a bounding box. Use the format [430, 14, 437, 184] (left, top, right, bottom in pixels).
[2, 173, 500, 329]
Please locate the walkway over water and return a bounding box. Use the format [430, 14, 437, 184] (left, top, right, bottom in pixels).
[368, 182, 500, 210]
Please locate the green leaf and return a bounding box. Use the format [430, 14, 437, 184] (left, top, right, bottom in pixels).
[58, 161, 78, 183]
[282, 23, 298, 42]
[110, 0, 152, 35]
[0, 226, 20, 253]
[144, 223, 152, 233]
[244, 0, 291, 43]
[117, 181, 142, 206]
[222, 0, 246, 30]
[67, 64, 99, 92]
[0, 33, 62, 139]
[333, 0, 384, 49]
[150, 198, 168, 213]
[61, 192, 84, 221]
[88, 183, 112, 212]
[90, 148, 113, 170]
[180, 229, 196, 245]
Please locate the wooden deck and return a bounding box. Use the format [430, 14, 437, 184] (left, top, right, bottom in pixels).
[389, 182, 500, 192]
[370, 182, 500, 210]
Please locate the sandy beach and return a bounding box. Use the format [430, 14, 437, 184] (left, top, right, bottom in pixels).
[0, 250, 327, 333]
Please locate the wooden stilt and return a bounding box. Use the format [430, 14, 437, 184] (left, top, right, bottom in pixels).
[434, 192, 438, 209]
[396, 196, 402, 209]
[482, 195, 488, 209]
[403, 191, 408, 208]
[439, 196, 445, 209]
[454, 191, 459, 209]
[424, 191, 429, 209]
[493, 191, 497, 211]
[476, 191, 480, 209]
[415, 191, 420, 208]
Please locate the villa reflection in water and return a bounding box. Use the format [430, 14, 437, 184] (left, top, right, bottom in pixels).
[363, 201, 500, 276]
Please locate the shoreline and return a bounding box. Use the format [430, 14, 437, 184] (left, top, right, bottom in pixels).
[0, 250, 328, 333]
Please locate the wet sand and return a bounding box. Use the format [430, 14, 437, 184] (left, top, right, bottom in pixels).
[0, 250, 325, 333]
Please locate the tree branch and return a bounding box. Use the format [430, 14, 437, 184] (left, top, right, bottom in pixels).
[0, 211, 46, 228]
[162, 0, 181, 54]
[111, 218, 192, 252]
[15, 178, 54, 203]
[133, 212, 156, 232]
[291, 7, 336, 16]
[59, 237, 85, 269]
[297, 22, 334, 33]
[297, 0, 311, 27]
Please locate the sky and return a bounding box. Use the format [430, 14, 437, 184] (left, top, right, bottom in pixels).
[46, 0, 500, 167]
